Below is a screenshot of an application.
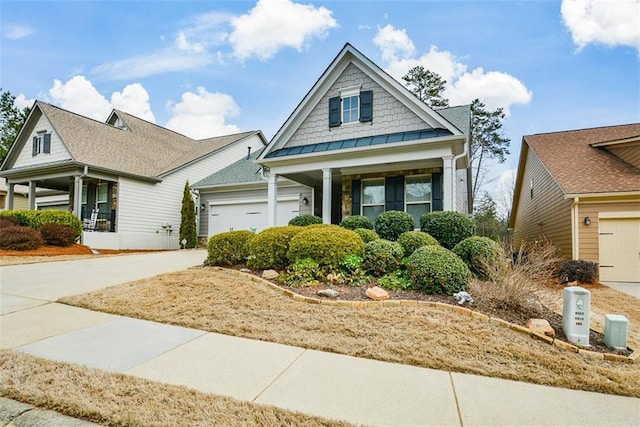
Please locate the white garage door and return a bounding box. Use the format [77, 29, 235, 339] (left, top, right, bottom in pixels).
[208, 199, 299, 236]
[599, 218, 640, 282]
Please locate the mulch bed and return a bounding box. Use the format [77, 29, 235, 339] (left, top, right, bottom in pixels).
[0, 244, 95, 256]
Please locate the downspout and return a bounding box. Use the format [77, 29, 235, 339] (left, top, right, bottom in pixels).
[571, 197, 579, 260]
[451, 135, 469, 214]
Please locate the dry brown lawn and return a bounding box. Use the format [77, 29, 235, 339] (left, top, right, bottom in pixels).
[60, 267, 640, 398]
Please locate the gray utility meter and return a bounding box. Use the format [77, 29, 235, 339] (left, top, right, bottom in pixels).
[562, 286, 591, 346]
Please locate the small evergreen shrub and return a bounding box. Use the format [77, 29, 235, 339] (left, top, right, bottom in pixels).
[557, 259, 598, 284]
[339, 215, 373, 230]
[0, 210, 83, 235]
[0, 226, 44, 251]
[247, 226, 304, 270]
[353, 228, 379, 243]
[375, 210, 415, 241]
[420, 211, 475, 249]
[288, 227, 364, 271]
[207, 230, 254, 266]
[288, 214, 323, 226]
[377, 271, 412, 291]
[406, 245, 471, 294]
[39, 223, 80, 247]
[453, 236, 507, 279]
[397, 230, 438, 257]
[340, 254, 363, 273]
[0, 216, 18, 229]
[282, 258, 320, 287]
[361, 239, 404, 277]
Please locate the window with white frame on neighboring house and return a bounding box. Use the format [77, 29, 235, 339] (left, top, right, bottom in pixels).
[32, 132, 51, 156]
[405, 175, 432, 228]
[329, 87, 373, 128]
[361, 178, 385, 223]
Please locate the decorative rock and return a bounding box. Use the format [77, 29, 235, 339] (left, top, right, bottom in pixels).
[261, 269, 279, 280]
[240, 268, 251, 273]
[526, 318, 556, 337]
[317, 289, 340, 298]
[366, 286, 389, 301]
[453, 291, 473, 305]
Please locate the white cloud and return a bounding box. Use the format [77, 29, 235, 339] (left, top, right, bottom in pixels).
[165, 87, 240, 139]
[110, 83, 156, 122]
[561, 0, 640, 52]
[377, 29, 532, 115]
[3, 24, 34, 40]
[229, 0, 337, 61]
[14, 94, 35, 110]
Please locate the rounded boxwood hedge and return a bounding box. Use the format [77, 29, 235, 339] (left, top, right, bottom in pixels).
[39, 223, 80, 247]
[397, 230, 438, 257]
[0, 210, 83, 235]
[452, 236, 506, 279]
[361, 239, 404, 277]
[353, 228, 379, 243]
[247, 226, 304, 270]
[207, 230, 254, 266]
[406, 245, 471, 294]
[339, 215, 373, 230]
[374, 210, 415, 241]
[420, 211, 475, 249]
[0, 225, 44, 251]
[288, 214, 323, 226]
[288, 226, 364, 271]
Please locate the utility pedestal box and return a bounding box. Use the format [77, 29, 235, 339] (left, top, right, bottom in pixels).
[562, 286, 590, 346]
[604, 314, 628, 350]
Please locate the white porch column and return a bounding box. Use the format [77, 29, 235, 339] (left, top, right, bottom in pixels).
[442, 156, 453, 211]
[73, 175, 83, 218]
[6, 183, 15, 210]
[28, 181, 37, 210]
[322, 168, 332, 224]
[267, 172, 278, 227]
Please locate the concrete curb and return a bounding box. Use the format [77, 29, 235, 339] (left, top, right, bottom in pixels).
[212, 267, 637, 364]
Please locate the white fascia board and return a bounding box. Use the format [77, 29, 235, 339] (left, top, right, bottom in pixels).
[564, 191, 640, 199]
[210, 195, 299, 206]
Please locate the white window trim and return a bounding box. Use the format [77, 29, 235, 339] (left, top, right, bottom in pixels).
[339, 85, 362, 125]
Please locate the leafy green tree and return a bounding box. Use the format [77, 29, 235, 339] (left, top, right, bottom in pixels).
[0, 90, 31, 161]
[473, 192, 509, 240]
[179, 181, 198, 249]
[402, 66, 449, 108]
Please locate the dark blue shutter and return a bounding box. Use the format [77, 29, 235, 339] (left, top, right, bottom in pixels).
[351, 179, 361, 215]
[432, 173, 443, 211]
[385, 176, 404, 212]
[329, 96, 341, 128]
[359, 90, 373, 122]
[43, 134, 51, 153]
[32, 136, 38, 156]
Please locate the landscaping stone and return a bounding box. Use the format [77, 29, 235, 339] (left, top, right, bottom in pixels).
[317, 289, 340, 298]
[240, 268, 251, 273]
[261, 270, 279, 280]
[365, 286, 389, 301]
[526, 318, 556, 337]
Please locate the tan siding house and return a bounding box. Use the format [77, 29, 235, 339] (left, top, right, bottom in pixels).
[511, 123, 640, 283]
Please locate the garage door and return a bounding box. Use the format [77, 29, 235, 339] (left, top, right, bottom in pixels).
[599, 218, 640, 282]
[208, 199, 299, 236]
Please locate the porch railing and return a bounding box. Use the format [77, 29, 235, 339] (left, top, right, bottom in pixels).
[81, 209, 116, 232]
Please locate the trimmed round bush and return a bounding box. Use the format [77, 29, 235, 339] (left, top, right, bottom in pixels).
[288, 227, 365, 271]
[374, 210, 415, 241]
[207, 230, 254, 266]
[339, 215, 373, 230]
[557, 259, 598, 284]
[39, 223, 80, 247]
[0, 210, 83, 235]
[353, 228, 379, 243]
[0, 216, 18, 229]
[406, 245, 471, 294]
[361, 239, 404, 277]
[288, 215, 323, 226]
[397, 230, 438, 257]
[248, 226, 304, 270]
[420, 211, 475, 249]
[0, 225, 44, 251]
[453, 236, 506, 279]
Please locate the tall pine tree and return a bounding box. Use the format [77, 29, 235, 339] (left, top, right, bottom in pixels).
[180, 181, 198, 249]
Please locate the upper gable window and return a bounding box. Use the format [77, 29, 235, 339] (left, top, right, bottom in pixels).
[329, 88, 373, 128]
[32, 132, 51, 156]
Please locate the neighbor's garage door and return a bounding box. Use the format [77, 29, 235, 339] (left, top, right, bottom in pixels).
[599, 218, 640, 282]
[208, 199, 299, 236]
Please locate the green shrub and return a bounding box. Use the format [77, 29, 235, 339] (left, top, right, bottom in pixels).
[39, 223, 80, 247]
[288, 227, 364, 271]
[375, 210, 415, 241]
[339, 215, 373, 230]
[420, 211, 475, 249]
[377, 271, 412, 291]
[0, 210, 83, 235]
[406, 245, 471, 294]
[353, 228, 379, 243]
[0, 226, 44, 251]
[557, 259, 598, 284]
[397, 230, 438, 257]
[207, 230, 254, 266]
[282, 258, 320, 287]
[453, 236, 507, 279]
[361, 239, 404, 277]
[288, 215, 323, 226]
[247, 226, 304, 270]
[340, 254, 363, 273]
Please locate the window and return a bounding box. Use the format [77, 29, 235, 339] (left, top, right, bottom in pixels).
[97, 183, 108, 213]
[361, 178, 385, 223]
[32, 132, 51, 156]
[342, 95, 359, 124]
[405, 175, 432, 228]
[328, 89, 373, 127]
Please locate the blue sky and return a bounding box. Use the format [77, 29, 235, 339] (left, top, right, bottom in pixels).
[2, 0, 639, 203]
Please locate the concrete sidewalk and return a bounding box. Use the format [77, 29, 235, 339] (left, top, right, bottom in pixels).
[1, 252, 639, 426]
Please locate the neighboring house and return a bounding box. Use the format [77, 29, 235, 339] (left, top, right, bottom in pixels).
[256, 43, 472, 228]
[510, 123, 640, 283]
[192, 149, 313, 236]
[0, 177, 29, 210]
[0, 101, 266, 249]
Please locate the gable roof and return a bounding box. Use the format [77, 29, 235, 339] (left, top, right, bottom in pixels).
[2, 101, 263, 179]
[191, 149, 265, 188]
